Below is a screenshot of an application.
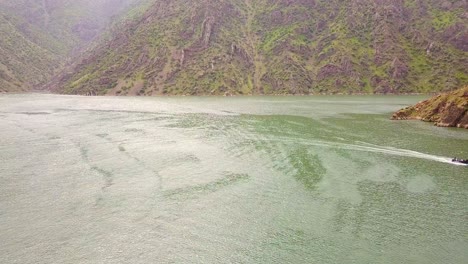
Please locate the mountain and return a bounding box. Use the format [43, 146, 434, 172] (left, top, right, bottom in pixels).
[392, 86, 468, 128]
[0, 0, 140, 92]
[47, 0, 468, 96]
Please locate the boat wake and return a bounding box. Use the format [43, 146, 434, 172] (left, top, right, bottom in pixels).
[353, 141, 465, 166]
[274, 137, 465, 166]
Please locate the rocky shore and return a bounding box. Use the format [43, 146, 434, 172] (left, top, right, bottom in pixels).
[392, 86, 468, 129]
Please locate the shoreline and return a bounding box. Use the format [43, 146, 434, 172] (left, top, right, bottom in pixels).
[1, 91, 434, 97]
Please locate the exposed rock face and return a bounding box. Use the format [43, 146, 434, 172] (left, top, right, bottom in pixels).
[392, 86, 468, 129]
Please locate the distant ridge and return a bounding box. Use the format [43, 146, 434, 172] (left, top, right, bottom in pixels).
[0, 0, 140, 92]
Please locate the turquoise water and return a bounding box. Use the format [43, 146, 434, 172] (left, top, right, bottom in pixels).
[0, 94, 467, 263]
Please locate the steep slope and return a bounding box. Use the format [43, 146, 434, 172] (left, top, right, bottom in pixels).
[0, 0, 140, 92]
[392, 86, 468, 128]
[0, 14, 57, 92]
[50, 0, 468, 95]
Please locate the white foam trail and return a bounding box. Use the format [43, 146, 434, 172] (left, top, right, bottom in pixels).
[273, 137, 466, 166]
[353, 141, 466, 165]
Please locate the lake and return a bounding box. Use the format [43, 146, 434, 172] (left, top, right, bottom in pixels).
[1, 94, 467, 263]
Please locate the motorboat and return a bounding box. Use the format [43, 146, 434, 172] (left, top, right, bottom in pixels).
[452, 158, 468, 165]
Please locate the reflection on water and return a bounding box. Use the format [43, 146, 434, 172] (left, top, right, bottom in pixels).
[0, 94, 467, 263]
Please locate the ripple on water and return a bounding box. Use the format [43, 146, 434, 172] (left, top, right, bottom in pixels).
[1, 95, 467, 264]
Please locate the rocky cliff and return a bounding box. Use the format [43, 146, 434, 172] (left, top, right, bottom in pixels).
[392, 86, 468, 128]
[48, 0, 468, 95]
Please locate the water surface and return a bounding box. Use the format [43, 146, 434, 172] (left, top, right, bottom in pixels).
[0, 94, 467, 263]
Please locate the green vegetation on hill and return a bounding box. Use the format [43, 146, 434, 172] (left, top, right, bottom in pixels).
[1, 0, 467, 95]
[0, 13, 57, 92]
[0, 0, 140, 92]
[49, 0, 468, 96]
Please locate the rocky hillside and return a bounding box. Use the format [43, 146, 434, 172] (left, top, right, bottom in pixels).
[0, 0, 140, 92]
[47, 0, 468, 96]
[392, 86, 468, 128]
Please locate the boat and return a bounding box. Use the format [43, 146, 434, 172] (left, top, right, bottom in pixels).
[452, 158, 468, 165]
